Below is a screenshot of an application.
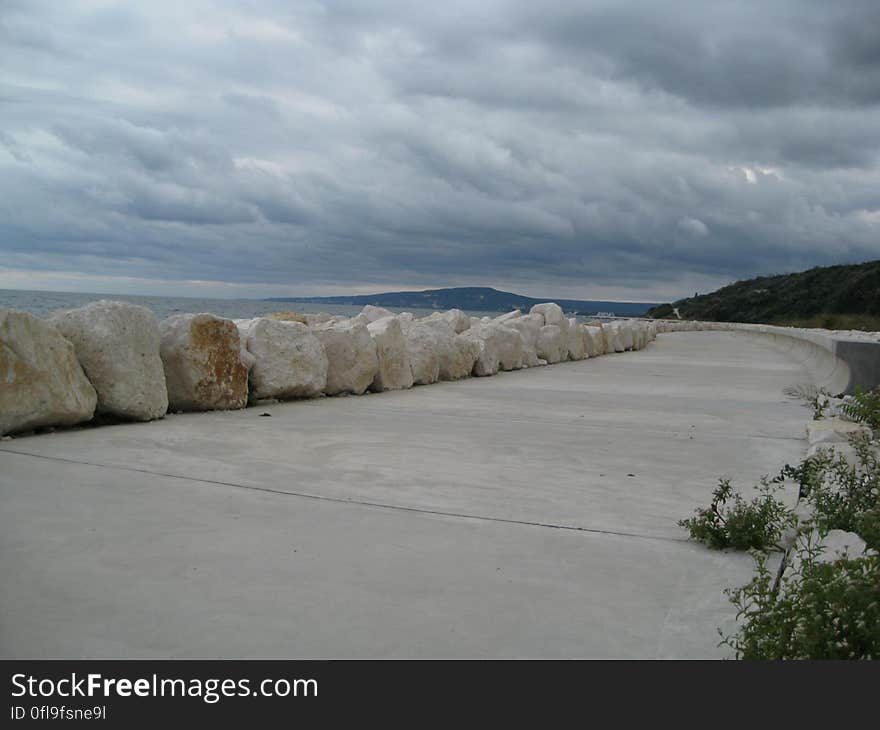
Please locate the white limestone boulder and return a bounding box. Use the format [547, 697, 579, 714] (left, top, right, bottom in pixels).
[159, 313, 249, 412]
[401, 321, 440, 385]
[505, 314, 545, 367]
[635, 323, 648, 350]
[1, 309, 97, 435]
[530, 302, 570, 337]
[492, 324, 525, 371]
[584, 325, 605, 357]
[236, 318, 327, 400]
[619, 322, 635, 351]
[567, 318, 586, 360]
[443, 309, 471, 335]
[359, 305, 395, 323]
[419, 317, 479, 380]
[460, 321, 523, 374]
[49, 300, 168, 421]
[367, 316, 413, 392]
[423, 308, 471, 334]
[602, 323, 625, 353]
[460, 326, 501, 376]
[448, 333, 481, 379]
[311, 319, 378, 396]
[536, 324, 567, 364]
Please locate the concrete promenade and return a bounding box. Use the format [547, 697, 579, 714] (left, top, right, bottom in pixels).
[0, 332, 812, 658]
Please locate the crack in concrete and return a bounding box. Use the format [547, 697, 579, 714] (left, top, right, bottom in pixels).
[0, 447, 690, 545]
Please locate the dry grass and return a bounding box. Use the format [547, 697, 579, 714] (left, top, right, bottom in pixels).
[265, 311, 309, 324]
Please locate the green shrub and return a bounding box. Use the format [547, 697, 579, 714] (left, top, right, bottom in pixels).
[782, 433, 880, 536]
[679, 478, 796, 551]
[722, 545, 880, 660]
[855, 509, 880, 552]
[840, 387, 880, 431]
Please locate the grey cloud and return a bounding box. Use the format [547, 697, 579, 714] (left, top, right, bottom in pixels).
[0, 0, 878, 301]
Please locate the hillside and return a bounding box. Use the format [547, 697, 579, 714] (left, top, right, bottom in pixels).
[268, 286, 657, 317]
[647, 260, 880, 329]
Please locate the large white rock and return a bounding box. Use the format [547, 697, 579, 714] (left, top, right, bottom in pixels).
[49, 300, 168, 421]
[401, 321, 440, 385]
[1, 310, 97, 435]
[633, 322, 648, 350]
[311, 319, 378, 396]
[447, 334, 480, 379]
[236, 318, 327, 400]
[505, 314, 545, 367]
[583, 325, 605, 357]
[530, 303, 570, 338]
[536, 324, 567, 364]
[567, 318, 586, 361]
[602, 323, 625, 353]
[461, 321, 523, 375]
[460, 326, 501, 377]
[492, 324, 525, 371]
[419, 318, 479, 380]
[367, 316, 413, 392]
[159, 314, 249, 412]
[619, 322, 635, 351]
[423, 309, 471, 334]
[359, 305, 395, 323]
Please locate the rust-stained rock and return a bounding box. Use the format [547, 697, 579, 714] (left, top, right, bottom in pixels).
[159, 313, 250, 411]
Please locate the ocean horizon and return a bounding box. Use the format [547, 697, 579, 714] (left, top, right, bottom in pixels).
[0, 288, 510, 321]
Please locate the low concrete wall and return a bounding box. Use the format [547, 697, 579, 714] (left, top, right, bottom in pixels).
[655, 320, 879, 394]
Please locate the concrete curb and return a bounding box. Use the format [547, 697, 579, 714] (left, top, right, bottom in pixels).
[655, 320, 880, 393]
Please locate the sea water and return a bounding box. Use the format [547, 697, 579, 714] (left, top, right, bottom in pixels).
[0, 289, 502, 321]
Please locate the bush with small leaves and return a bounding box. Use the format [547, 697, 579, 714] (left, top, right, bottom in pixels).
[782, 433, 880, 536]
[722, 542, 880, 660]
[679, 478, 796, 551]
[840, 387, 880, 431]
[855, 508, 880, 552]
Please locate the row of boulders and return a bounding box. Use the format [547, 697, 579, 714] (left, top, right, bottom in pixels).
[0, 300, 657, 436]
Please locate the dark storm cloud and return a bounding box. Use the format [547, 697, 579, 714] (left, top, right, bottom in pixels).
[0, 0, 878, 300]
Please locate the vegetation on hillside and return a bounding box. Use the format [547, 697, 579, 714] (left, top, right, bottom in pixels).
[647, 259, 880, 329]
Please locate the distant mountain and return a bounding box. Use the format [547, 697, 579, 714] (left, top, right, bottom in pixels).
[647, 259, 880, 330]
[267, 286, 658, 317]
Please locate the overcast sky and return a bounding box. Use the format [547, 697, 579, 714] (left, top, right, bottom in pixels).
[1, 0, 879, 302]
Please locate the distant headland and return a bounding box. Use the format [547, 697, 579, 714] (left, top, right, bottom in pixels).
[267, 286, 658, 317]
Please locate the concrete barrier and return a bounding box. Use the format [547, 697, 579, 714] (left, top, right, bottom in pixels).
[655, 320, 879, 393]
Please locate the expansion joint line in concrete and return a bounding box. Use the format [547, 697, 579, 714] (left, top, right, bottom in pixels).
[0, 447, 689, 545]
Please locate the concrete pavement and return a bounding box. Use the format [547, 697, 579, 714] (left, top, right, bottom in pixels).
[0, 332, 812, 657]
